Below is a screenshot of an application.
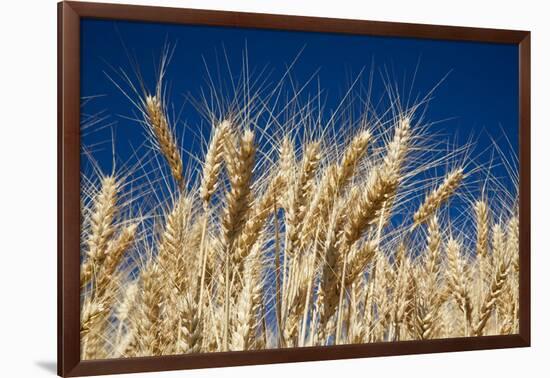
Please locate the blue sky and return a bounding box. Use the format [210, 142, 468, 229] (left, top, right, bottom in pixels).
[80, 18, 519, 196]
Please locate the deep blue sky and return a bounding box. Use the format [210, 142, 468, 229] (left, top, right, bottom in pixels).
[80, 18, 519, 193]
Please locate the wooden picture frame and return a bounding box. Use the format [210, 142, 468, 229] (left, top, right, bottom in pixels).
[58, 1, 531, 376]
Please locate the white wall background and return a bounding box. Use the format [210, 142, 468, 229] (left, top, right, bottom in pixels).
[0, 0, 547, 376]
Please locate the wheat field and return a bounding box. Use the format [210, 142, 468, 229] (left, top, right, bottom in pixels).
[79, 61, 520, 360]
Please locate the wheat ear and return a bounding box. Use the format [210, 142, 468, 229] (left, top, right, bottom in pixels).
[324, 119, 411, 341]
[221, 129, 256, 350]
[506, 215, 520, 272]
[285, 141, 321, 259]
[414, 168, 464, 226]
[316, 197, 348, 340]
[81, 176, 118, 287]
[134, 262, 162, 356]
[300, 130, 371, 250]
[388, 244, 412, 341]
[499, 216, 519, 333]
[176, 292, 203, 353]
[80, 298, 108, 358]
[156, 196, 193, 289]
[336, 130, 372, 188]
[416, 216, 442, 339]
[145, 95, 184, 184]
[200, 120, 231, 206]
[344, 241, 377, 287]
[473, 257, 510, 336]
[114, 281, 139, 356]
[284, 184, 335, 346]
[230, 250, 262, 351]
[475, 200, 489, 258]
[94, 224, 138, 298]
[413, 168, 464, 227]
[343, 168, 398, 247]
[344, 118, 411, 246]
[156, 196, 194, 352]
[282, 250, 317, 346]
[446, 238, 473, 335]
[197, 120, 230, 315]
[298, 164, 339, 254]
[80, 174, 132, 359]
[221, 129, 256, 248]
[474, 200, 491, 287]
[235, 174, 284, 269]
[278, 136, 295, 208]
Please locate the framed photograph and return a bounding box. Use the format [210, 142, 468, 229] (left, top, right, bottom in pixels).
[58, 1, 530, 376]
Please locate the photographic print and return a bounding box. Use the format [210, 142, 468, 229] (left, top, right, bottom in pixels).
[60, 4, 529, 373]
